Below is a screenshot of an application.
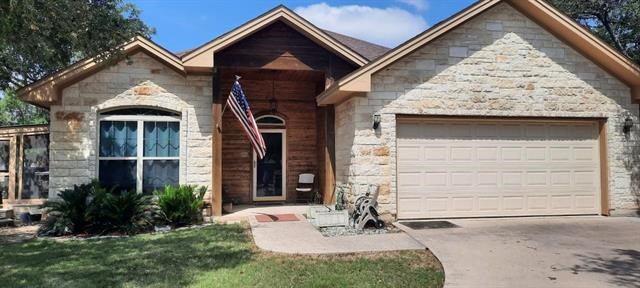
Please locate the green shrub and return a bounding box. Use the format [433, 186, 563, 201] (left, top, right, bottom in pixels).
[39, 180, 160, 236]
[88, 189, 158, 235]
[155, 185, 207, 227]
[39, 181, 98, 236]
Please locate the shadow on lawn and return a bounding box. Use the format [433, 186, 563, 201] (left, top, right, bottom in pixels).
[0, 224, 253, 287]
[570, 249, 640, 288]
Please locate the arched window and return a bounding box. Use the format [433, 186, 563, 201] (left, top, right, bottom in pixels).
[256, 115, 285, 126]
[98, 108, 180, 193]
[100, 107, 180, 116]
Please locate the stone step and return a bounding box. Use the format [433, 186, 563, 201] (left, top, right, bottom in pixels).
[0, 209, 13, 219]
[0, 218, 14, 227]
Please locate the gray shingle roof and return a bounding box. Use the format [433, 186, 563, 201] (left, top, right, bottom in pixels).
[174, 30, 390, 62]
[322, 30, 389, 61]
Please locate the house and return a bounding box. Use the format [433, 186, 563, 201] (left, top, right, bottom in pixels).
[15, 0, 640, 220]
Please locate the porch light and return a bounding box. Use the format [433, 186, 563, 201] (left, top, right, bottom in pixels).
[269, 97, 278, 112]
[623, 115, 634, 135]
[372, 114, 381, 129]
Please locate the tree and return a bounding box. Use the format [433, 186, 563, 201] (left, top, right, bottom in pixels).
[0, 0, 154, 90]
[549, 0, 640, 65]
[0, 89, 48, 125]
[0, 0, 153, 125]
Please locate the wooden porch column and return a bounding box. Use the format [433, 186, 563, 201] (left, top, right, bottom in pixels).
[321, 105, 336, 204]
[212, 67, 223, 216]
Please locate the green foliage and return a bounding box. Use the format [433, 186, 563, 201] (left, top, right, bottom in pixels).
[39, 180, 159, 236]
[0, 0, 154, 90]
[549, 0, 640, 65]
[0, 89, 48, 126]
[0, 225, 445, 288]
[88, 188, 158, 235]
[335, 183, 348, 211]
[39, 181, 97, 235]
[155, 185, 207, 227]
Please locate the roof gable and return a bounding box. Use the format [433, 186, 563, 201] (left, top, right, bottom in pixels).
[17, 37, 183, 108]
[181, 5, 369, 68]
[317, 0, 640, 105]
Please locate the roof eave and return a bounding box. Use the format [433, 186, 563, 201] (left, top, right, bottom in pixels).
[17, 37, 185, 108]
[317, 76, 371, 106]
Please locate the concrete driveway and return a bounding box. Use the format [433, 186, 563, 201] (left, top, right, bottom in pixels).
[397, 216, 640, 288]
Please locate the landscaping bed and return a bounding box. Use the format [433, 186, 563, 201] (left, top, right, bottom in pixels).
[0, 224, 444, 288]
[319, 224, 401, 237]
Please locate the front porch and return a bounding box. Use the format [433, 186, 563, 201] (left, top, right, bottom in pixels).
[211, 68, 337, 215]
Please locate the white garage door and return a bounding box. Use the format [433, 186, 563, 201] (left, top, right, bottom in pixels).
[397, 119, 602, 219]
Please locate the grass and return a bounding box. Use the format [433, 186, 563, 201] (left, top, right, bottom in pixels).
[0, 224, 444, 288]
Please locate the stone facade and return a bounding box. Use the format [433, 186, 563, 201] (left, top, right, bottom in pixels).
[335, 3, 640, 217]
[49, 52, 213, 199]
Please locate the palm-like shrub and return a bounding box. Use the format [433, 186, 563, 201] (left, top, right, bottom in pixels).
[88, 189, 158, 235]
[155, 185, 207, 227]
[39, 181, 98, 236]
[39, 180, 160, 236]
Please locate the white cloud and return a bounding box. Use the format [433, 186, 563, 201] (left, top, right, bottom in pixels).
[294, 3, 428, 48]
[397, 0, 429, 11]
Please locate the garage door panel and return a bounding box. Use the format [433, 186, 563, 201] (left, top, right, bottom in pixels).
[477, 147, 499, 161]
[501, 147, 523, 161]
[525, 147, 547, 161]
[424, 146, 447, 161]
[478, 197, 500, 211]
[527, 196, 549, 210]
[397, 119, 601, 218]
[574, 146, 597, 161]
[504, 196, 525, 210]
[477, 172, 499, 186]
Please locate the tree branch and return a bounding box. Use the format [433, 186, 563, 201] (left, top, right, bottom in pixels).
[597, 6, 628, 56]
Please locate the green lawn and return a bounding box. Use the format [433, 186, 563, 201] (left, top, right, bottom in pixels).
[0, 224, 444, 288]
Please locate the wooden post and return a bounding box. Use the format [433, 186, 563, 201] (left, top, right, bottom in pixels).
[212, 67, 223, 216]
[598, 120, 609, 216]
[322, 106, 336, 204]
[7, 135, 16, 205]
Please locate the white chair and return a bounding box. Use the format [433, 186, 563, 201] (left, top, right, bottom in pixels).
[295, 173, 316, 202]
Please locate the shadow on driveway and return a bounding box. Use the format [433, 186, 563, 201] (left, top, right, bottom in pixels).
[570, 249, 640, 288]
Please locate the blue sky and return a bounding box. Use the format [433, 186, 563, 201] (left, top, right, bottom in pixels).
[132, 0, 476, 53]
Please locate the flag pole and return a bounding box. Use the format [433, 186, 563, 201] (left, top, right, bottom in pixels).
[216, 75, 241, 132]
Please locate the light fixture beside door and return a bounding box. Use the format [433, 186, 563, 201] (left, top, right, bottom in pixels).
[270, 78, 278, 112]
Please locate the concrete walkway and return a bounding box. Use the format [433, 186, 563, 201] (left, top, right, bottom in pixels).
[217, 205, 309, 223]
[397, 216, 640, 288]
[249, 215, 425, 254]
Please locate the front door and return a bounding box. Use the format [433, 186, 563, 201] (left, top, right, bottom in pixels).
[253, 129, 286, 201]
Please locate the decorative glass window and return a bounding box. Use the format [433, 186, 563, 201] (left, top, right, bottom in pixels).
[98, 111, 180, 193]
[256, 115, 285, 126]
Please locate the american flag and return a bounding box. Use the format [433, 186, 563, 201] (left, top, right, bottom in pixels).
[227, 79, 266, 159]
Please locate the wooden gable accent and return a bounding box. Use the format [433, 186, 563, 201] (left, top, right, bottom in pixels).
[214, 21, 358, 85]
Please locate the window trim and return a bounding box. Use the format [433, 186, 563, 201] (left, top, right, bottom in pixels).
[255, 115, 286, 127]
[98, 114, 180, 193]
